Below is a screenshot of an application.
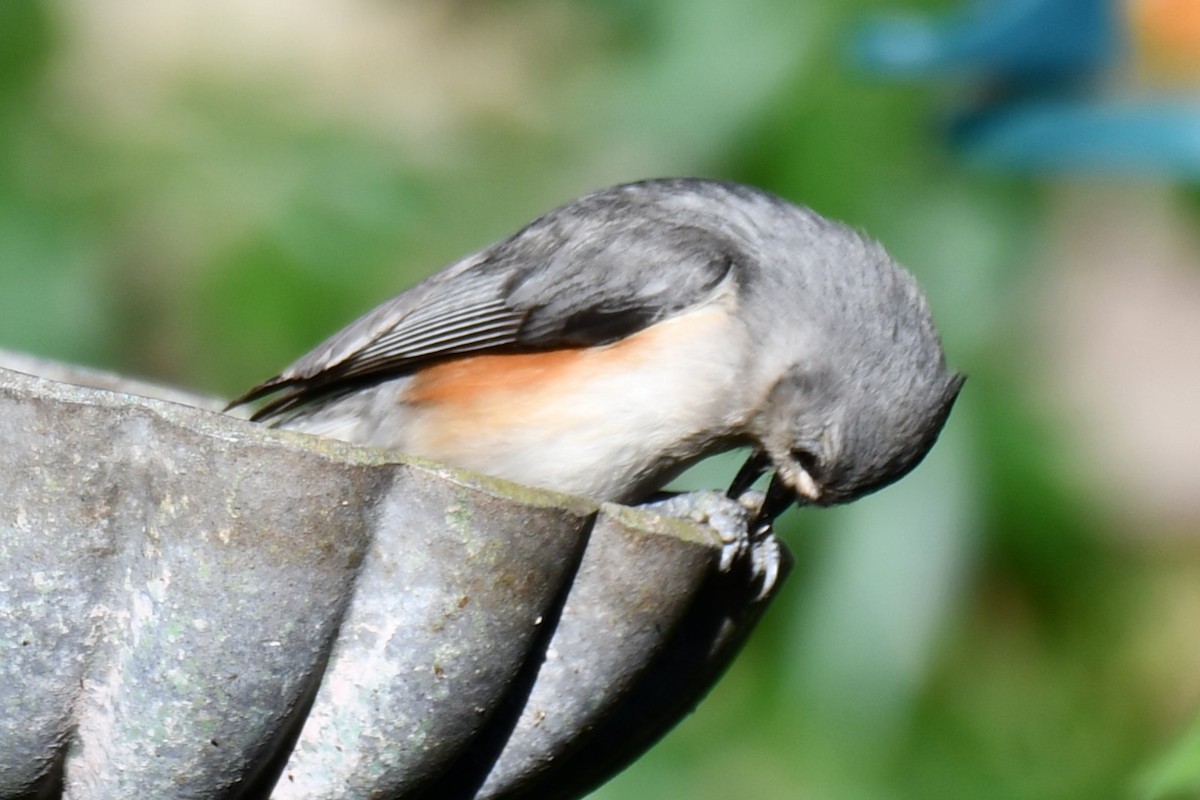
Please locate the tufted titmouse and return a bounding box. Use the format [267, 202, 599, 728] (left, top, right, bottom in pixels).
[230, 179, 963, 520]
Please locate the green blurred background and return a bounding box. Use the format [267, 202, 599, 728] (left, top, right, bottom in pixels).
[3, 0, 1200, 798]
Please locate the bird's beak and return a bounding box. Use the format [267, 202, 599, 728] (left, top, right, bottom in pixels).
[792, 467, 822, 503]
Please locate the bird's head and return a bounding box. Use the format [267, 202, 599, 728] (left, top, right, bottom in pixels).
[754, 363, 964, 507]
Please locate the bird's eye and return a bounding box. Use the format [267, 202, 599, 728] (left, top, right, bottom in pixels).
[791, 447, 822, 478]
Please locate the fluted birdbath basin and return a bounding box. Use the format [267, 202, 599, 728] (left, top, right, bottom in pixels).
[0, 351, 788, 799]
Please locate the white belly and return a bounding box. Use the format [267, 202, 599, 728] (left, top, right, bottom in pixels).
[286, 306, 753, 503]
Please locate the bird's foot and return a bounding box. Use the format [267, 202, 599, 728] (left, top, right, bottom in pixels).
[639, 490, 784, 601]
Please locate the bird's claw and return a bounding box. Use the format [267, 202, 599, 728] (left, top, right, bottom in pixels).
[640, 489, 784, 601]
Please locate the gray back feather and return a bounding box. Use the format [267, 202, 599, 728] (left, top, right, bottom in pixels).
[233, 177, 959, 459]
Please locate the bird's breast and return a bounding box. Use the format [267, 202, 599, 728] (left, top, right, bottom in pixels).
[392, 304, 751, 502]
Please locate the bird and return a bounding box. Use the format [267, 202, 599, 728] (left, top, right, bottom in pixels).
[228, 178, 963, 521]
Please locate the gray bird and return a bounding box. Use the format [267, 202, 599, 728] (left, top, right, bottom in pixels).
[230, 178, 963, 519]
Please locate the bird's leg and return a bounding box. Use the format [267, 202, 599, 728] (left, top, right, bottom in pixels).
[726, 448, 771, 499]
[755, 472, 796, 527]
[728, 448, 797, 524]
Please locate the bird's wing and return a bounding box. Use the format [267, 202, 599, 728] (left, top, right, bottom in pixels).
[230, 211, 740, 422]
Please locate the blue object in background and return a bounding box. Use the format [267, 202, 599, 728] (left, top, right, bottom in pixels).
[952, 99, 1200, 178]
[854, 0, 1118, 78]
[855, 0, 1200, 177]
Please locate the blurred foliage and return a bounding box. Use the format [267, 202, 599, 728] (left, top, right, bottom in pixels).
[1, 0, 1199, 798]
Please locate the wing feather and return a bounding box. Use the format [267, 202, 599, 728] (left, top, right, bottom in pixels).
[231, 179, 756, 422]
